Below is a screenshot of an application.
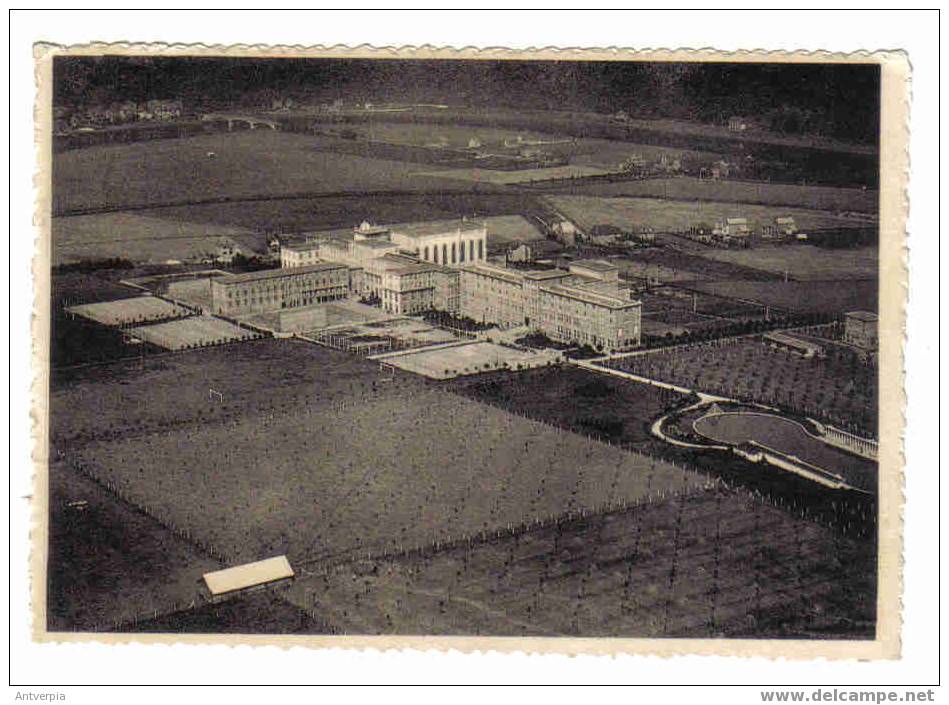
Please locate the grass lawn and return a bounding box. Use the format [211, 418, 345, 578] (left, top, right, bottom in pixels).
[547, 194, 868, 235]
[52, 131, 468, 214]
[558, 178, 878, 213]
[688, 279, 878, 315]
[695, 245, 878, 281]
[447, 365, 685, 449]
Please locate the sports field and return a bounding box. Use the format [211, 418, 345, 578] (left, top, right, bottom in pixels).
[382, 341, 559, 379]
[128, 315, 259, 350]
[68, 295, 191, 326]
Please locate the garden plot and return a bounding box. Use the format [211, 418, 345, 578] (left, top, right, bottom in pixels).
[607, 337, 878, 436]
[128, 315, 259, 350]
[68, 295, 192, 326]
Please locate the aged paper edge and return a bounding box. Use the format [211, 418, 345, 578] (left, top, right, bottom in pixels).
[29, 43, 910, 660]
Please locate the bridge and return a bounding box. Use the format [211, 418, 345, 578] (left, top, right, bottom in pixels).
[201, 113, 281, 131]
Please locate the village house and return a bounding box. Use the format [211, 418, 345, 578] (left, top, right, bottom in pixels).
[762, 216, 797, 239]
[727, 116, 749, 132]
[713, 217, 752, 245]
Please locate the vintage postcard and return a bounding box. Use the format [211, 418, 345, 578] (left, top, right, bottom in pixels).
[31, 44, 908, 659]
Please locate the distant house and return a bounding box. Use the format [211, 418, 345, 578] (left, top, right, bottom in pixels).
[589, 224, 625, 244]
[762, 216, 797, 239]
[146, 99, 182, 121]
[620, 153, 648, 173]
[216, 240, 240, 264]
[728, 116, 749, 132]
[506, 239, 564, 264]
[714, 217, 751, 245]
[657, 154, 682, 173]
[551, 220, 579, 247]
[710, 160, 732, 179]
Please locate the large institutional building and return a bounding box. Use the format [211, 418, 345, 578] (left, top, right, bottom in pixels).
[269, 219, 641, 352]
[210, 263, 349, 316]
[281, 220, 474, 315]
[460, 259, 642, 352]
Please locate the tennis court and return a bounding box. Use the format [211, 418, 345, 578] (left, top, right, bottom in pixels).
[382, 341, 561, 379]
[129, 315, 258, 350]
[68, 295, 191, 326]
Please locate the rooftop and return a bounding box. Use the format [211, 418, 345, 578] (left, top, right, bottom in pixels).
[356, 239, 401, 250]
[569, 259, 619, 273]
[216, 262, 347, 285]
[282, 241, 323, 252]
[540, 280, 639, 309]
[203, 555, 294, 597]
[390, 218, 486, 240]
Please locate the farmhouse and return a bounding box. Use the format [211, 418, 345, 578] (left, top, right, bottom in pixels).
[762, 216, 797, 239]
[211, 263, 349, 316]
[714, 217, 751, 244]
[460, 259, 641, 353]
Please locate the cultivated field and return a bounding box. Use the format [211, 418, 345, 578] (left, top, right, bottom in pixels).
[607, 338, 878, 436]
[128, 315, 260, 350]
[415, 164, 617, 185]
[687, 279, 878, 315]
[696, 245, 879, 281]
[51, 211, 260, 266]
[139, 192, 537, 236]
[563, 177, 878, 213]
[547, 194, 864, 235]
[480, 214, 544, 245]
[68, 295, 191, 326]
[53, 131, 468, 214]
[280, 486, 876, 638]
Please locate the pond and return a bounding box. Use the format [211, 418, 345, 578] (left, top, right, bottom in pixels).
[693, 411, 876, 492]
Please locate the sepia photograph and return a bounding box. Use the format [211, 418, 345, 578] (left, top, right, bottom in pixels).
[33, 46, 906, 659]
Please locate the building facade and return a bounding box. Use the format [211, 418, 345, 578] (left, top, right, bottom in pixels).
[389, 220, 487, 268]
[460, 260, 641, 353]
[843, 311, 879, 351]
[211, 263, 349, 316]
